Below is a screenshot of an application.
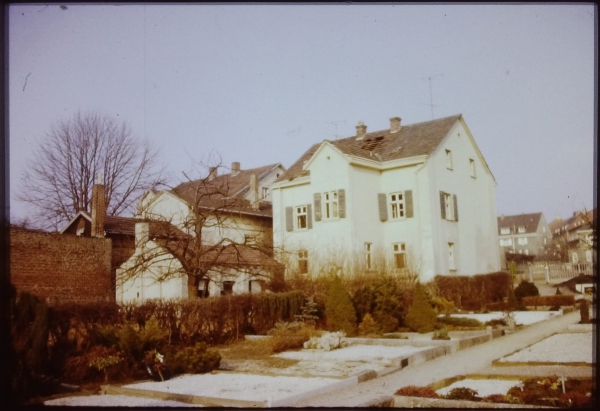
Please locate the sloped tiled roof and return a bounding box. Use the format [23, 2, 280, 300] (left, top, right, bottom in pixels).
[497, 213, 543, 234]
[554, 209, 596, 234]
[170, 163, 280, 218]
[276, 115, 462, 182]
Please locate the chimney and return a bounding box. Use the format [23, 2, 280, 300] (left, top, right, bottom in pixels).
[208, 167, 218, 181]
[135, 222, 150, 247]
[231, 162, 240, 176]
[390, 117, 401, 133]
[249, 173, 259, 210]
[91, 173, 106, 238]
[355, 121, 367, 140]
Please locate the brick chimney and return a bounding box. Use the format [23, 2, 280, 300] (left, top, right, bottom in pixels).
[231, 162, 240, 176]
[91, 173, 106, 238]
[208, 167, 218, 181]
[355, 121, 367, 140]
[135, 222, 150, 247]
[390, 117, 401, 133]
[249, 173, 259, 210]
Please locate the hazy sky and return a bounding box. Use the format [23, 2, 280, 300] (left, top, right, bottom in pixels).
[8, 4, 596, 226]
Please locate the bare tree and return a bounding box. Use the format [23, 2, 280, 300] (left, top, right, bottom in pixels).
[117, 159, 283, 299]
[17, 111, 166, 230]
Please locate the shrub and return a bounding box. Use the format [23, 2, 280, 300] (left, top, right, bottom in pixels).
[267, 321, 317, 353]
[169, 342, 220, 375]
[558, 391, 592, 408]
[437, 316, 483, 328]
[395, 385, 439, 398]
[433, 272, 510, 311]
[481, 394, 508, 403]
[294, 295, 319, 325]
[88, 349, 123, 383]
[514, 280, 539, 303]
[325, 276, 357, 336]
[432, 327, 450, 340]
[579, 299, 590, 323]
[352, 277, 404, 333]
[304, 331, 347, 351]
[358, 313, 381, 336]
[522, 295, 575, 307]
[484, 318, 507, 327]
[405, 283, 437, 333]
[444, 387, 480, 401]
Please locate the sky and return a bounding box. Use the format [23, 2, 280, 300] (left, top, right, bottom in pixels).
[8, 4, 596, 227]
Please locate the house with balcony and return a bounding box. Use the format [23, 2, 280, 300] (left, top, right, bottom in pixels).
[549, 209, 596, 266]
[497, 212, 553, 268]
[271, 115, 501, 282]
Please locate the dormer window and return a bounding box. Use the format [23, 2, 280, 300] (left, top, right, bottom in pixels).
[446, 150, 453, 170]
[500, 227, 510, 235]
[518, 226, 526, 233]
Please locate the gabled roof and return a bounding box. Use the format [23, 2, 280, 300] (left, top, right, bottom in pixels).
[497, 213, 543, 234]
[276, 115, 462, 182]
[170, 163, 282, 218]
[554, 209, 596, 234]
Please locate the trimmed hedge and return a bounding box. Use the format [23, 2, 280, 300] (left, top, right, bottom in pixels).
[522, 295, 575, 307]
[433, 272, 510, 311]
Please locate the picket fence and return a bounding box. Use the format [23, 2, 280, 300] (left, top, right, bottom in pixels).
[526, 262, 595, 284]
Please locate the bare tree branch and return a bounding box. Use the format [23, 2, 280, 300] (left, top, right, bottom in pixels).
[16, 110, 168, 231]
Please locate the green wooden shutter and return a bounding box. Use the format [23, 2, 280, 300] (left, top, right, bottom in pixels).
[338, 189, 346, 218]
[285, 206, 293, 231]
[405, 190, 413, 218]
[378, 193, 388, 221]
[453, 194, 458, 222]
[440, 191, 446, 219]
[307, 204, 313, 229]
[314, 193, 322, 221]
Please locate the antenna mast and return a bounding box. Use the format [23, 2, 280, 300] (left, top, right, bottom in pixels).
[421, 74, 444, 120]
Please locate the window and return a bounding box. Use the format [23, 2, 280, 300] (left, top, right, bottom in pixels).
[525, 249, 529, 255]
[221, 281, 234, 296]
[365, 242, 372, 270]
[500, 227, 510, 235]
[572, 252, 579, 264]
[296, 206, 308, 229]
[249, 280, 261, 293]
[262, 187, 269, 199]
[444, 193, 454, 221]
[469, 158, 476, 178]
[586, 250, 593, 263]
[448, 243, 456, 270]
[323, 191, 339, 219]
[393, 243, 406, 269]
[197, 279, 209, 298]
[500, 238, 513, 246]
[244, 234, 257, 245]
[518, 226, 526, 233]
[517, 237, 528, 245]
[446, 149, 453, 170]
[298, 250, 308, 274]
[390, 192, 405, 219]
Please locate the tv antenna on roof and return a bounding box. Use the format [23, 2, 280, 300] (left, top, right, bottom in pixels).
[321, 120, 347, 140]
[421, 74, 444, 120]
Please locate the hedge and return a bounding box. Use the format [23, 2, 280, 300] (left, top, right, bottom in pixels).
[434, 272, 510, 311]
[522, 295, 575, 307]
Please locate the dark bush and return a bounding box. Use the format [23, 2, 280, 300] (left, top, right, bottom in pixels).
[352, 277, 404, 332]
[395, 385, 439, 398]
[169, 342, 221, 375]
[579, 299, 590, 323]
[484, 318, 507, 327]
[405, 283, 437, 333]
[434, 272, 510, 311]
[325, 276, 357, 336]
[437, 316, 483, 328]
[444, 387, 480, 401]
[522, 295, 575, 307]
[514, 281, 539, 303]
[266, 321, 317, 353]
[358, 313, 381, 336]
[481, 394, 508, 403]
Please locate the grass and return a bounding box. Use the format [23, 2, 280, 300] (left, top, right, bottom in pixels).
[213, 338, 300, 370]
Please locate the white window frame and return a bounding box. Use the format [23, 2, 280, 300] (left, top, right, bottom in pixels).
[262, 187, 269, 199]
[323, 190, 339, 219]
[390, 192, 405, 219]
[500, 227, 510, 235]
[446, 149, 453, 170]
[518, 226, 526, 233]
[448, 243, 456, 271]
[295, 205, 308, 230]
[365, 242, 372, 270]
[500, 238, 513, 247]
[572, 252, 579, 264]
[469, 158, 476, 178]
[517, 237, 528, 245]
[392, 243, 406, 270]
[298, 250, 308, 274]
[444, 193, 454, 221]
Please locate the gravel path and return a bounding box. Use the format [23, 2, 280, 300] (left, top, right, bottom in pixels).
[290, 310, 591, 407]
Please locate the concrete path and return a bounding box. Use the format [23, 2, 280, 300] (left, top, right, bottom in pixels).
[290, 310, 590, 407]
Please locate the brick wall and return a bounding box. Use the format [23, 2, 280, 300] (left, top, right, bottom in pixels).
[10, 227, 113, 305]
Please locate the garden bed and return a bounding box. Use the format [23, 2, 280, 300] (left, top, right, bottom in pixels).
[494, 333, 594, 366]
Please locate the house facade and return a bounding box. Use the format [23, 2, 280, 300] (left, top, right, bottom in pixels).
[117, 162, 285, 303]
[271, 115, 501, 282]
[549, 209, 596, 266]
[497, 212, 552, 267]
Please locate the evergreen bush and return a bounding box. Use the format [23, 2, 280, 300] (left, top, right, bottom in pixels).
[358, 313, 381, 336]
[444, 387, 480, 401]
[266, 321, 317, 353]
[325, 276, 357, 336]
[404, 283, 437, 333]
[170, 342, 221, 375]
[514, 280, 539, 303]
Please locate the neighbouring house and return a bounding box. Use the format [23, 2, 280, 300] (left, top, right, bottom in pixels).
[549, 209, 596, 266]
[497, 212, 552, 267]
[117, 162, 286, 303]
[271, 115, 501, 282]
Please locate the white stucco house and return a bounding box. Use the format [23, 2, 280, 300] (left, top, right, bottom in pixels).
[117, 162, 286, 303]
[271, 115, 501, 282]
